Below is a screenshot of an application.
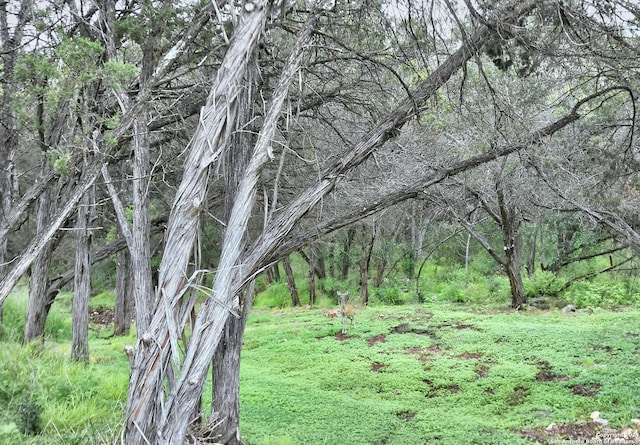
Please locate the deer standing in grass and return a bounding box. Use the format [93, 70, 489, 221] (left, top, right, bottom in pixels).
[338, 291, 355, 334]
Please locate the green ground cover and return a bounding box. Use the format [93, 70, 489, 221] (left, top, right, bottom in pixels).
[2, 284, 640, 444]
[239, 304, 640, 444]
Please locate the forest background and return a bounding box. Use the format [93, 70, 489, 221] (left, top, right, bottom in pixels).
[1, 0, 640, 443]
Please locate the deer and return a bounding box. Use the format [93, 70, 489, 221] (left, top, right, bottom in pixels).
[337, 291, 355, 334]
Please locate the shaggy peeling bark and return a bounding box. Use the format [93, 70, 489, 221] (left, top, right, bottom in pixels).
[124, 1, 301, 441]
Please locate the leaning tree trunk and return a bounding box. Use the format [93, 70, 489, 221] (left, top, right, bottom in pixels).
[124, 2, 300, 442]
[71, 183, 95, 362]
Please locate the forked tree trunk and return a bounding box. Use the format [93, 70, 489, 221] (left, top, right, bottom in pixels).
[124, 2, 300, 442]
[71, 184, 95, 362]
[496, 186, 526, 308]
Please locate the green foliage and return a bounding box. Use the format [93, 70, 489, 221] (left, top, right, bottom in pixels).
[524, 270, 563, 299]
[564, 276, 639, 308]
[47, 148, 73, 176]
[0, 287, 131, 444]
[15, 395, 42, 435]
[56, 37, 105, 83]
[372, 282, 411, 305]
[103, 61, 140, 88]
[254, 282, 291, 308]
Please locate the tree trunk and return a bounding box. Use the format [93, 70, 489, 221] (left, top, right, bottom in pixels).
[114, 248, 134, 335]
[210, 291, 251, 445]
[308, 247, 317, 305]
[24, 181, 56, 343]
[360, 225, 375, 305]
[71, 184, 94, 362]
[283, 255, 300, 306]
[340, 226, 356, 280]
[496, 186, 526, 308]
[525, 218, 539, 276]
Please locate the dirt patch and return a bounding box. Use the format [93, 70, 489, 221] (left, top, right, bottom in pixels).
[389, 323, 437, 338]
[508, 386, 530, 406]
[371, 361, 386, 372]
[334, 332, 356, 341]
[535, 360, 568, 382]
[404, 347, 430, 362]
[89, 307, 114, 325]
[367, 334, 387, 346]
[569, 383, 601, 397]
[396, 410, 415, 421]
[410, 328, 437, 338]
[456, 352, 484, 359]
[475, 364, 490, 378]
[424, 381, 460, 398]
[433, 321, 481, 331]
[518, 422, 639, 444]
[391, 323, 411, 333]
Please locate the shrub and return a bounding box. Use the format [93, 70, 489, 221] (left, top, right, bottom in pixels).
[524, 270, 563, 299]
[15, 395, 42, 435]
[563, 277, 638, 308]
[254, 282, 291, 308]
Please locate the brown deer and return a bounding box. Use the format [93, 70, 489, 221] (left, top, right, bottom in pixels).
[337, 291, 355, 334]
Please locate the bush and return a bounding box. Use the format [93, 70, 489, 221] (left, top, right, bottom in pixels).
[524, 270, 563, 299]
[372, 284, 408, 305]
[563, 277, 639, 308]
[15, 395, 41, 435]
[254, 283, 291, 308]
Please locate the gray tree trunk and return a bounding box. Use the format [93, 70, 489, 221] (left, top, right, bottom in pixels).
[308, 247, 317, 305]
[24, 181, 56, 343]
[71, 184, 95, 362]
[124, 2, 290, 441]
[496, 185, 526, 308]
[360, 226, 375, 305]
[210, 40, 258, 442]
[284, 255, 300, 306]
[114, 248, 134, 336]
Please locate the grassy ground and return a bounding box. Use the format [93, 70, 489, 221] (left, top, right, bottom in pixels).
[2, 286, 640, 444]
[239, 303, 640, 445]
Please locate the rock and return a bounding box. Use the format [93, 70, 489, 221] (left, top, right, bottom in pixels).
[562, 304, 577, 313]
[594, 418, 609, 426]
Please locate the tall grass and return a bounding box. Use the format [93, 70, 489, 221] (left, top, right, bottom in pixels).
[0, 288, 132, 444]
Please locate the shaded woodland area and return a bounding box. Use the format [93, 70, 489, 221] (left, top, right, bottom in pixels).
[1, 0, 640, 443]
